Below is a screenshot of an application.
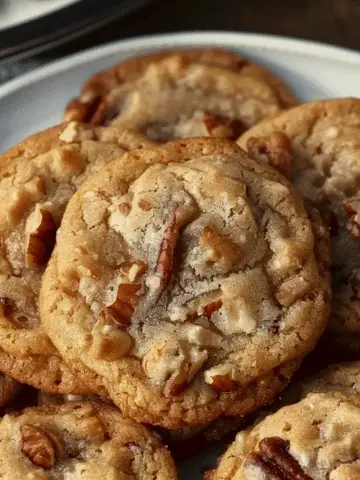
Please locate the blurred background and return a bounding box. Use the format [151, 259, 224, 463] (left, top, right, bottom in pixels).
[1, 0, 359, 83]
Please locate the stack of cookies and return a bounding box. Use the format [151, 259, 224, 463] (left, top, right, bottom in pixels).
[0, 47, 359, 479]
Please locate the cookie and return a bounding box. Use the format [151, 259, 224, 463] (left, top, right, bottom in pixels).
[0, 122, 154, 393]
[207, 391, 360, 479]
[0, 349, 106, 396]
[238, 97, 360, 360]
[0, 373, 21, 408]
[40, 137, 330, 429]
[298, 361, 360, 401]
[36, 365, 297, 460]
[64, 48, 298, 142]
[0, 401, 177, 479]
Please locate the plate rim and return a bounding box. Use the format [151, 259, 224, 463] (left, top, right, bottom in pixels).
[0, 0, 82, 32]
[1, 30, 360, 100]
[0, 0, 153, 59]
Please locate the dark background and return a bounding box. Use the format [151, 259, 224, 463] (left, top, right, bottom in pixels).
[1, 0, 359, 84]
[52, 0, 360, 57]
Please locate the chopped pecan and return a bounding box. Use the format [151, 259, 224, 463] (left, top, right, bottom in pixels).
[25, 206, 57, 269]
[64, 96, 108, 125]
[156, 205, 190, 289]
[138, 199, 153, 211]
[245, 437, 311, 479]
[162, 362, 191, 397]
[247, 132, 292, 178]
[203, 113, 247, 140]
[276, 276, 311, 308]
[143, 340, 207, 396]
[204, 364, 239, 392]
[21, 424, 63, 470]
[118, 203, 131, 216]
[203, 300, 223, 319]
[344, 200, 360, 237]
[100, 283, 142, 329]
[209, 374, 239, 392]
[200, 226, 241, 269]
[187, 299, 223, 322]
[162, 346, 208, 397]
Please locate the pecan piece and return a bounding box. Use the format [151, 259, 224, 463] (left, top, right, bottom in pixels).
[138, 199, 153, 211]
[162, 346, 208, 397]
[156, 205, 190, 289]
[186, 299, 223, 322]
[344, 200, 360, 237]
[203, 300, 223, 319]
[143, 340, 207, 397]
[203, 113, 247, 140]
[245, 437, 311, 479]
[208, 374, 239, 392]
[118, 203, 131, 216]
[25, 206, 57, 269]
[162, 362, 191, 398]
[247, 132, 292, 178]
[64, 96, 108, 125]
[204, 364, 239, 392]
[200, 226, 241, 269]
[100, 283, 142, 329]
[21, 424, 63, 470]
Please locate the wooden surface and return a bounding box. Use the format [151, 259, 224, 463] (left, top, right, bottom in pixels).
[47, 0, 360, 59]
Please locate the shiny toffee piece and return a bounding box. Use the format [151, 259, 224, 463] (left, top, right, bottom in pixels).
[41, 137, 330, 429]
[64, 48, 298, 142]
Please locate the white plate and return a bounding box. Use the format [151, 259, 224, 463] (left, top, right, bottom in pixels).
[0, 31, 360, 477]
[0, 0, 81, 31]
[1, 31, 360, 153]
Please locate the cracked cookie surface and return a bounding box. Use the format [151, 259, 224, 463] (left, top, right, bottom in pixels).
[238, 97, 360, 360]
[64, 48, 298, 142]
[0, 401, 177, 479]
[0, 122, 154, 393]
[207, 391, 360, 480]
[40, 137, 330, 429]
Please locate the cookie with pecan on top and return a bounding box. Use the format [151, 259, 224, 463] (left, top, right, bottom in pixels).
[64, 48, 298, 142]
[40, 137, 330, 429]
[239, 98, 360, 361]
[0, 122, 154, 394]
[0, 401, 177, 479]
[206, 390, 360, 480]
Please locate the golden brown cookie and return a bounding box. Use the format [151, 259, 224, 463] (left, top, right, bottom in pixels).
[41, 137, 330, 429]
[0, 122, 154, 393]
[0, 401, 177, 479]
[207, 391, 360, 479]
[64, 48, 298, 141]
[238, 97, 360, 361]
